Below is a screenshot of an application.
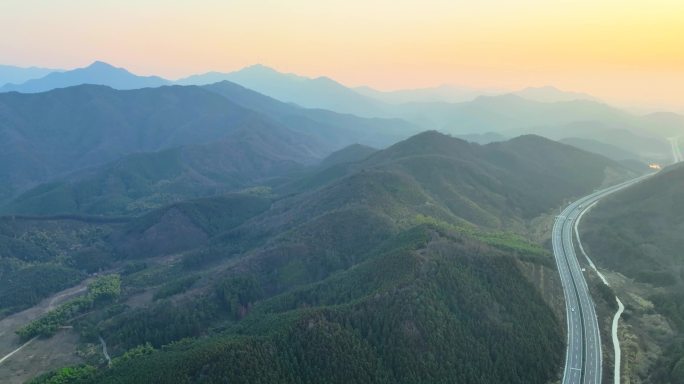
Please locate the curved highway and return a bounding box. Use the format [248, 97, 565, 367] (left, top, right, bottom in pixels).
[553, 174, 652, 384]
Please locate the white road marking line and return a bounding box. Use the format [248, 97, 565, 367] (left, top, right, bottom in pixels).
[0, 336, 38, 365]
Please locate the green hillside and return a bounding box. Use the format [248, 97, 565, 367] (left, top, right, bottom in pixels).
[286, 132, 636, 230]
[204, 81, 417, 148]
[0, 83, 416, 206]
[71, 226, 562, 384]
[0, 216, 117, 316]
[0, 85, 257, 203]
[2, 121, 311, 216]
[5, 131, 635, 383]
[581, 164, 684, 383]
[582, 164, 684, 284]
[318, 144, 378, 168]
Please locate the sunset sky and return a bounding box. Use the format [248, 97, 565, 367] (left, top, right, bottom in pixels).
[1, 0, 683, 111]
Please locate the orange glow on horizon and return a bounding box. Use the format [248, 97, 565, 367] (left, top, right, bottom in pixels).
[1, 0, 683, 111]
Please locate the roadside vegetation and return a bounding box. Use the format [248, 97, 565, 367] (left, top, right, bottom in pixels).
[582, 164, 684, 382]
[17, 275, 121, 340]
[3, 131, 638, 383]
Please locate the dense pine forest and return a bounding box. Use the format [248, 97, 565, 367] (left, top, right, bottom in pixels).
[2, 3, 682, 382]
[0, 130, 640, 384]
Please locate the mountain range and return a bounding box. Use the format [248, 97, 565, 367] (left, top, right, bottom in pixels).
[0, 62, 610, 109]
[176, 64, 676, 161]
[1, 122, 315, 216]
[0, 62, 677, 205]
[0, 61, 169, 93]
[179, 64, 389, 117]
[512, 86, 600, 103]
[0, 84, 265, 202]
[0, 81, 419, 206]
[202, 81, 417, 148]
[1, 57, 684, 384]
[355, 84, 495, 104]
[1, 62, 680, 151]
[0, 64, 62, 87]
[356, 84, 598, 105]
[1, 129, 641, 383]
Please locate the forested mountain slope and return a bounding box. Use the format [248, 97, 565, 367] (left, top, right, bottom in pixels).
[581, 164, 684, 383]
[4, 131, 637, 384]
[88, 226, 563, 384]
[287, 132, 636, 229]
[204, 81, 417, 148]
[0, 84, 266, 202]
[0, 83, 416, 205]
[2, 121, 314, 216]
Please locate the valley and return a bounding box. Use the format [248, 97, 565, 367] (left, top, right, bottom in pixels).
[1, 35, 683, 382]
[0, 278, 93, 383]
[0, 127, 644, 383]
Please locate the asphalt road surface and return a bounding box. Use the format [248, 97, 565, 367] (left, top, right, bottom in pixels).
[552, 174, 652, 384]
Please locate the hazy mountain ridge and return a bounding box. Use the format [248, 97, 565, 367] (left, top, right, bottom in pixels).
[179, 64, 389, 117]
[355, 84, 494, 104]
[181, 64, 675, 152]
[0, 82, 415, 205]
[512, 85, 600, 103]
[0, 61, 170, 93]
[559, 137, 640, 161]
[0, 64, 63, 87]
[1, 62, 679, 164]
[356, 84, 597, 105]
[0, 84, 263, 202]
[203, 80, 418, 148]
[190, 65, 681, 162]
[1, 120, 318, 216]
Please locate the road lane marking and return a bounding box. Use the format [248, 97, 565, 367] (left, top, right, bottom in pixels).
[554, 175, 654, 384]
[0, 336, 38, 365]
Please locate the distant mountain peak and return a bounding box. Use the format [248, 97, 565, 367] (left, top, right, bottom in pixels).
[513, 85, 598, 103]
[239, 64, 284, 75]
[80, 61, 130, 75]
[242, 63, 270, 70]
[312, 75, 336, 82]
[244, 63, 271, 70]
[369, 130, 475, 163]
[180, 64, 387, 117]
[411, 129, 450, 140]
[0, 61, 169, 93]
[505, 133, 553, 145]
[88, 60, 116, 68]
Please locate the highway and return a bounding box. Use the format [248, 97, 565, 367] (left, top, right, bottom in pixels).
[668, 137, 683, 163]
[553, 174, 652, 384]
